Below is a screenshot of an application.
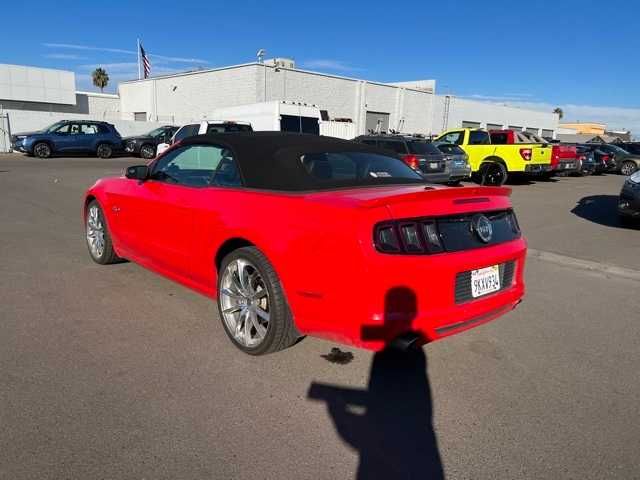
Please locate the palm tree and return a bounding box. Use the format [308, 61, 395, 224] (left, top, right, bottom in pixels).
[91, 68, 109, 93]
[553, 107, 564, 120]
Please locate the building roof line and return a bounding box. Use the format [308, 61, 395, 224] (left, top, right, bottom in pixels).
[118, 61, 433, 94]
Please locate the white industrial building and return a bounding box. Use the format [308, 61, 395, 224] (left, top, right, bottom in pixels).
[0, 64, 161, 151]
[117, 59, 559, 137]
[1, 60, 559, 151]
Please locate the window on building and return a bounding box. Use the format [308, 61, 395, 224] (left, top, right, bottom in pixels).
[508, 125, 522, 131]
[486, 123, 503, 131]
[461, 121, 481, 128]
[541, 129, 554, 138]
[134, 112, 147, 122]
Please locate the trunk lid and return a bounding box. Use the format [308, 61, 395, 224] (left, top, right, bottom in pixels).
[304, 184, 513, 218]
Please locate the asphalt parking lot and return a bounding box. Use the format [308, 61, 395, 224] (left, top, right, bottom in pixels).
[1, 154, 639, 479]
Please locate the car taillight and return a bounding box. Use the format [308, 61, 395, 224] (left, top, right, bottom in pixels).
[402, 154, 420, 170]
[375, 224, 401, 253]
[506, 211, 521, 234]
[519, 148, 532, 161]
[374, 220, 443, 254]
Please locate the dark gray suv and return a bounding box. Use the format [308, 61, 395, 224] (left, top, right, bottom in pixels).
[353, 134, 470, 184]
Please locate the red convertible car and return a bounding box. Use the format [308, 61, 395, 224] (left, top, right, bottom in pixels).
[84, 133, 526, 354]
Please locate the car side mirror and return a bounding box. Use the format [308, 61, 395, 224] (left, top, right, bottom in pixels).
[125, 165, 150, 181]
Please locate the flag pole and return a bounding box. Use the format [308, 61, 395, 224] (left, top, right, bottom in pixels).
[137, 38, 141, 80]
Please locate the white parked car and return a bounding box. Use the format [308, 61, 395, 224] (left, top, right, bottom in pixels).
[156, 120, 253, 156]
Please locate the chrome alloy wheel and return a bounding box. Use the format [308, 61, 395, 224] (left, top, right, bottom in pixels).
[220, 258, 270, 348]
[86, 205, 105, 258]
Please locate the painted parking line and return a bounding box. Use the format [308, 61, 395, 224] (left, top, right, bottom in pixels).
[528, 248, 640, 283]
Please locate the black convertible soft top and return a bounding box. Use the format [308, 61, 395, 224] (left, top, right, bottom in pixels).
[178, 132, 425, 191]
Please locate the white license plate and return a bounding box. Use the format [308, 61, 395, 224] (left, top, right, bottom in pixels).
[471, 265, 501, 298]
[429, 162, 438, 169]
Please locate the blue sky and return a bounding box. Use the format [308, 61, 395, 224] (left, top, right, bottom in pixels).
[2, 0, 639, 130]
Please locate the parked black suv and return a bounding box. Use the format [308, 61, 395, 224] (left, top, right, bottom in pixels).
[123, 126, 178, 159]
[353, 134, 465, 184]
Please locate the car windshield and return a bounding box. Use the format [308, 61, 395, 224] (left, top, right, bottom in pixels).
[407, 141, 441, 155]
[206, 123, 253, 134]
[608, 145, 630, 155]
[146, 127, 167, 137]
[300, 151, 424, 185]
[436, 143, 465, 155]
[44, 121, 66, 132]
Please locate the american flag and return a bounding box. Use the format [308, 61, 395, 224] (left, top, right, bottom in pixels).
[140, 43, 151, 78]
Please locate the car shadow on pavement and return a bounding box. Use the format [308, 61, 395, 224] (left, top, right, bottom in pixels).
[307, 287, 444, 480]
[571, 195, 632, 229]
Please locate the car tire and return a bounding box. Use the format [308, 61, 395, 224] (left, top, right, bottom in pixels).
[217, 246, 300, 355]
[139, 144, 156, 160]
[33, 142, 51, 158]
[96, 143, 113, 159]
[85, 200, 119, 265]
[479, 162, 507, 186]
[620, 161, 638, 176]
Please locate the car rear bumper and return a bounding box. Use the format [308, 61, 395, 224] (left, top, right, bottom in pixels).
[554, 160, 578, 172]
[448, 164, 472, 181]
[299, 238, 527, 351]
[422, 171, 453, 184]
[524, 163, 553, 175]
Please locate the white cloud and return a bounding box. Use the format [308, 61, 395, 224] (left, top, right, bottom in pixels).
[78, 62, 139, 72]
[300, 59, 363, 73]
[466, 94, 535, 102]
[43, 53, 87, 60]
[504, 101, 640, 133]
[43, 42, 136, 55]
[43, 42, 208, 64]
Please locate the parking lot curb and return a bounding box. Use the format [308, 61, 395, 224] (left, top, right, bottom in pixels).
[528, 248, 640, 283]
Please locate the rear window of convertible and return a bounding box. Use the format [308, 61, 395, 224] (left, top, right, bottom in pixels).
[300, 151, 424, 182]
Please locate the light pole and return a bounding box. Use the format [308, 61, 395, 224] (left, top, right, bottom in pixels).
[257, 49, 266, 102]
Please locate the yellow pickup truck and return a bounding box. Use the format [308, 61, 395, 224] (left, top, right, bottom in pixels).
[434, 128, 553, 185]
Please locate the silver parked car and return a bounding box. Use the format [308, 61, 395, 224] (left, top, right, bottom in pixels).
[433, 142, 472, 184]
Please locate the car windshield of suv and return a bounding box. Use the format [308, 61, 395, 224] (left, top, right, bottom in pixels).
[607, 145, 630, 155]
[300, 151, 424, 184]
[206, 123, 253, 134]
[407, 141, 441, 155]
[146, 127, 168, 137]
[436, 143, 466, 155]
[44, 121, 66, 132]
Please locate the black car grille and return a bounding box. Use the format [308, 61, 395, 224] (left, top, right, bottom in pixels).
[437, 210, 521, 252]
[455, 261, 516, 303]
